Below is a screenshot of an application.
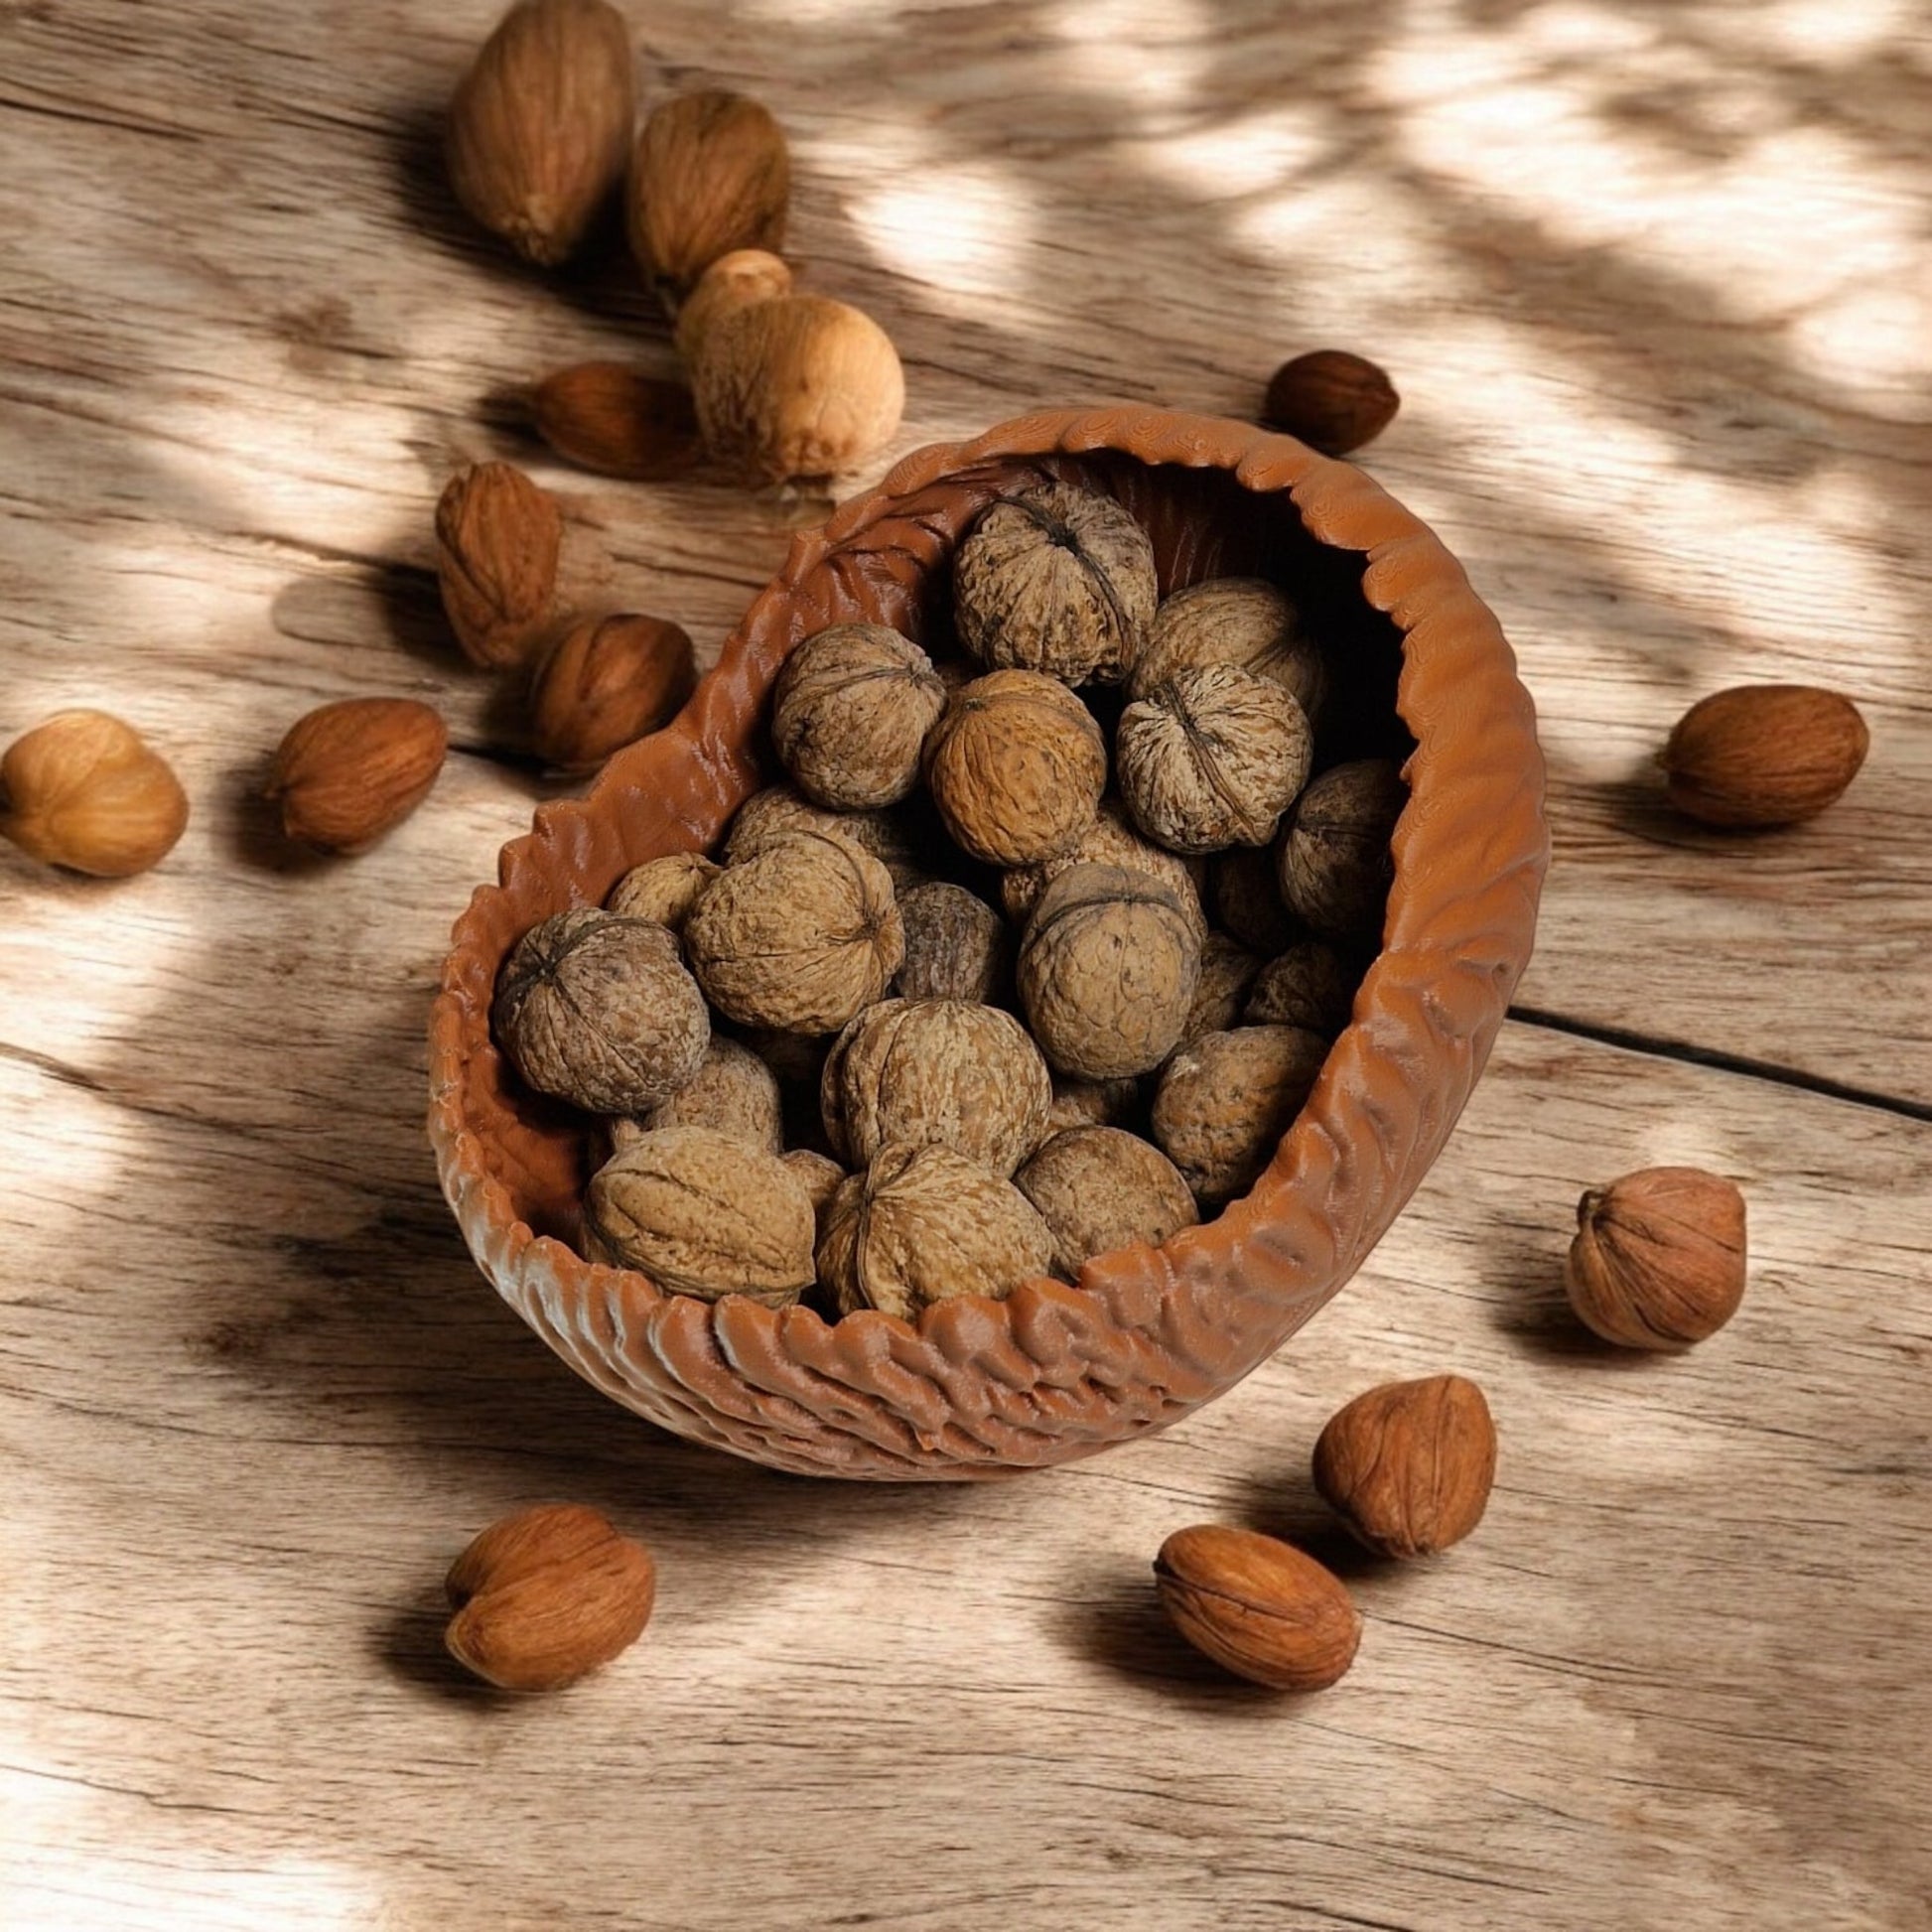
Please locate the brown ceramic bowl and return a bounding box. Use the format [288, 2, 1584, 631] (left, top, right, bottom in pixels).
[429, 407, 1548, 1481]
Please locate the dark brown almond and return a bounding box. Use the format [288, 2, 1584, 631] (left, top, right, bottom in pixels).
[532, 364, 704, 480]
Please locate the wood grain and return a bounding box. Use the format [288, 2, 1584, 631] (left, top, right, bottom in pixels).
[3, 0, 1929, 1926]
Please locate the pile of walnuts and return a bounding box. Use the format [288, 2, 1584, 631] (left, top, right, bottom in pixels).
[491, 480, 1405, 1324]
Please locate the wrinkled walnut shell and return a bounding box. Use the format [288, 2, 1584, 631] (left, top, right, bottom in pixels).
[1178, 932, 1264, 1047]
[771, 622, 946, 810]
[1279, 759, 1405, 942]
[1130, 577, 1328, 725]
[895, 882, 1012, 1005]
[1000, 797, 1206, 937]
[1015, 1125, 1198, 1278]
[1243, 940, 1358, 1037]
[1211, 841, 1301, 956]
[614, 1036, 782, 1156]
[1152, 1024, 1328, 1204]
[607, 851, 721, 930]
[723, 782, 930, 892]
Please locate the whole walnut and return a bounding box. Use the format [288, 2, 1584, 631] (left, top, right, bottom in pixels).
[1152, 1024, 1328, 1204]
[684, 828, 902, 1034]
[821, 998, 1050, 1177]
[1244, 940, 1358, 1037]
[951, 482, 1158, 685]
[585, 1127, 814, 1308]
[493, 910, 709, 1115]
[1130, 578, 1328, 725]
[1000, 797, 1206, 938]
[924, 669, 1106, 866]
[817, 1142, 1054, 1321]
[771, 623, 945, 810]
[724, 783, 930, 892]
[1179, 932, 1264, 1046]
[781, 1147, 846, 1224]
[1039, 1073, 1144, 1141]
[1017, 863, 1202, 1080]
[895, 882, 1012, 1005]
[1118, 664, 1311, 856]
[611, 1037, 782, 1156]
[607, 851, 721, 930]
[1211, 842, 1301, 955]
[1279, 759, 1405, 942]
[1015, 1126, 1199, 1278]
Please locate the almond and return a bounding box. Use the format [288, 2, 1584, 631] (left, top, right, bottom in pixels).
[445, 1502, 655, 1693]
[0, 710, 189, 878]
[627, 89, 790, 299]
[1312, 1374, 1497, 1558]
[1261, 349, 1400, 456]
[435, 461, 563, 668]
[529, 613, 697, 770]
[1661, 685, 1867, 828]
[267, 698, 447, 853]
[532, 364, 704, 480]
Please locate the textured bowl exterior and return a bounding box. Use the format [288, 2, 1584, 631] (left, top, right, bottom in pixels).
[428, 407, 1549, 1481]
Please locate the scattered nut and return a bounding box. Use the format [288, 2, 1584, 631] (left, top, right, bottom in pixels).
[1243, 940, 1357, 1037]
[606, 851, 720, 930]
[895, 882, 1012, 1004]
[924, 669, 1107, 866]
[1130, 578, 1327, 725]
[267, 698, 448, 853]
[528, 614, 696, 771]
[1015, 1125, 1198, 1277]
[445, 1502, 655, 1693]
[1117, 664, 1312, 856]
[1154, 1525, 1361, 1691]
[446, 0, 635, 267]
[1152, 1024, 1327, 1204]
[435, 461, 562, 669]
[531, 364, 703, 480]
[817, 1141, 1054, 1321]
[493, 908, 709, 1113]
[627, 89, 789, 298]
[1312, 1374, 1497, 1558]
[0, 710, 189, 877]
[952, 482, 1158, 685]
[1566, 1167, 1747, 1348]
[1661, 685, 1868, 828]
[771, 623, 946, 810]
[1278, 759, 1405, 943]
[1261, 349, 1400, 456]
[585, 1125, 816, 1306]
[1000, 796, 1206, 937]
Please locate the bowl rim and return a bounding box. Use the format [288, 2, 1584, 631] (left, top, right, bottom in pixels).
[428, 404, 1548, 1460]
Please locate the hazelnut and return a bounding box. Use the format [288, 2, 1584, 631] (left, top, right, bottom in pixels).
[684, 828, 902, 1034]
[1566, 1167, 1746, 1348]
[434, 461, 562, 668]
[617, 1036, 782, 1157]
[821, 998, 1050, 1177]
[267, 698, 448, 853]
[1017, 863, 1201, 1080]
[627, 89, 789, 297]
[531, 364, 702, 481]
[1178, 932, 1264, 1047]
[606, 851, 720, 931]
[1261, 349, 1400, 456]
[1154, 1525, 1361, 1691]
[1000, 797, 1206, 938]
[1015, 1126, 1198, 1278]
[1152, 1024, 1327, 1204]
[952, 482, 1158, 685]
[1243, 940, 1357, 1037]
[895, 882, 1012, 1005]
[529, 614, 696, 771]
[492, 909, 709, 1114]
[771, 623, 946, 810]
[1312, 1374, 1497, 1558]
[1118, 664, 1312, 856]
[924, 669, 1107, 866]
[1660, 685, 1868, 828]
[1278, 759, 1405, 943]
[0, 710, 189, 877]
[445, 1503, 654, 1693]
[446, 0, 635, 267]
[1130, 577, 1328, 725]
[1210, 842, 1301, 956]
[585, 1125, 816, 1307]
[817, 1141, 1053, 1321]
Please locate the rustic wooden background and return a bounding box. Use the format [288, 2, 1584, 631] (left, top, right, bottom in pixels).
[3, 1, 1929, 1927]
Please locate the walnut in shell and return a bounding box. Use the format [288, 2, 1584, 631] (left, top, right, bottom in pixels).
[1039, 1073, 1144, 1141]
[1179, 932, 1264, 1046]
[1279, 759, 1405, 942]
[781, 1147, 846, 1222]
[1015, 1126, 1198, 1278]
[684, 828, 902, 1034]
[821, 998, 1050, 1176]
[818, 1142, 1054, 1321]
[895, 882, 1012, 1005]
[1152, 1025, 1328, 1204]
[771, 623, 946, 810]
[1130, 578, 1328, 724]
[607, 851, 721, 930]
[1000, 797, 1206, 937]
[585, 1127, 814, 1307]
[1117, 664, 1311, 856]
[1017, 863, 1202, 1080]
[952, 482, 1158, 685]
[723, 783, 930, 892]
[1211, 842, 1300, 955]
[924, 669, 1106, 866]
[1244, 940, 1357, 1037]
[611, 1037, 782, 1156]
[492, 909, 709, 1115]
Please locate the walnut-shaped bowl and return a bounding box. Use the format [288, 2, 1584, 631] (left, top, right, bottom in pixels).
[429, 407, 1548, 1481]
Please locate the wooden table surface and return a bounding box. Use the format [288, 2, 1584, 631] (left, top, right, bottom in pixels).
[4, 2, 1929, 1927]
